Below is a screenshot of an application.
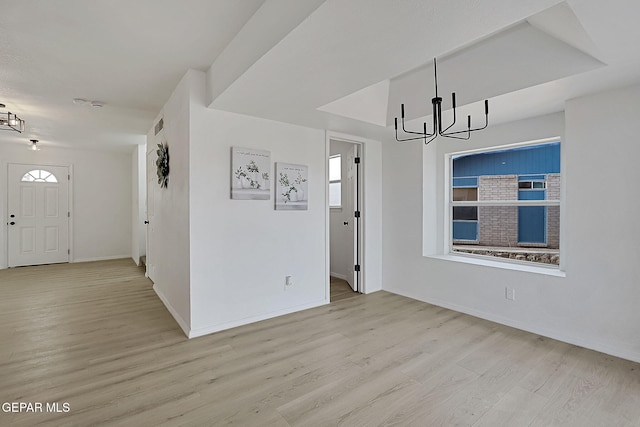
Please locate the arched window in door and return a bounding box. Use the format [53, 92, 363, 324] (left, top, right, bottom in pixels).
[21, 169, 58, 183]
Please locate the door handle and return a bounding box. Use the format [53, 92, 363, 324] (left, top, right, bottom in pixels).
[144, 221, 149, 224]
[10, 214, 15, 218]
[343, 221, 349, 225]
[9, 222, 15, 225]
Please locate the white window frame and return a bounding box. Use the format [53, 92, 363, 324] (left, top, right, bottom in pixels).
[446, 139, 562, 271]
[329, 154, 342, 208]
[21, 169, 59, 183]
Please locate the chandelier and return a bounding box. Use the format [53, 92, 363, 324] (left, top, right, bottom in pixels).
[394, 58, 489, 145]
[0, 103, 25, 133]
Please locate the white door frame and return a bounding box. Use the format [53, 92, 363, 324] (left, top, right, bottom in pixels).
[326, 132, 372, 299]
[145, 146, 157, 280]
[345, 142, 361, 292]
[4, 162, 74, 267]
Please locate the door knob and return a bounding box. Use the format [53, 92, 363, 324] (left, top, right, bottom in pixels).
[10, 214, 15, 218]
[9, 222, 15, 225]
[343, 221, 349, 225]
[144, 220, 149, 224]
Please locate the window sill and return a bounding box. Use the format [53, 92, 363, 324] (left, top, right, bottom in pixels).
[427, 253, 566, 277]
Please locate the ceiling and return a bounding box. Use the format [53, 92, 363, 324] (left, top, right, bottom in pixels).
[0, 0, 266, 151]
[1, 0, 640, 152]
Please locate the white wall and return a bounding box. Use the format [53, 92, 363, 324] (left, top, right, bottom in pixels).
[189, 70, 327, 337]
[329, 140, 354, 280]
[153, 70, 384, 337]
[562, 84, 640, 359]
[147, 71, 193, 333]
[383, 83, 640, 363]
[0, 144, 132, 269]
[131, 144, 146, 265]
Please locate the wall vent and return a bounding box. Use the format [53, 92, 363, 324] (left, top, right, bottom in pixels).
[154, 118, 164, 135]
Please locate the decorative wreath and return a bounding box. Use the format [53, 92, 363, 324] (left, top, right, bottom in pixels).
[156, 142, 170, 188]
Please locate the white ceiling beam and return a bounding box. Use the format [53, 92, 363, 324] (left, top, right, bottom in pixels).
[206, 0, 327, 107]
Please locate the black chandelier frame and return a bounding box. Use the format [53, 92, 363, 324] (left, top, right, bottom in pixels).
[394, 58, 489, 145]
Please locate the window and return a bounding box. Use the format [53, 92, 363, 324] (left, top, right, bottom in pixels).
[21, 169, 58, 183]
[453, 206, 478, 221]
[518, 181, 546, 190]
[329, 155, 341, 207]
[453, 187, 477, 201]
[452, 186, 478, 241]
[450, 141, 561, 266]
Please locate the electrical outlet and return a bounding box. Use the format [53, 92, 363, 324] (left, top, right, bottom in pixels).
[505, 287, 515, 301]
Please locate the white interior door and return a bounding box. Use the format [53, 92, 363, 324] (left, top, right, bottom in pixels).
[346, 144, 359, 292]
[7, 164, 70, 267]
[145, 148, 157, 281]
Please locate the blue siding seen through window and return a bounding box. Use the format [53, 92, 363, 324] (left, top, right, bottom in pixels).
[451, 141, 561, 265]
[453, 142, 560, 178]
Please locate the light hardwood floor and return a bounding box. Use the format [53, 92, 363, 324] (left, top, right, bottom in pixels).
[1, 259, 639, 426]
[330, 276, 359, 302]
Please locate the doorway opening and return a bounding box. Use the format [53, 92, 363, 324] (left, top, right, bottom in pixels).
[329, 139, 362, 301]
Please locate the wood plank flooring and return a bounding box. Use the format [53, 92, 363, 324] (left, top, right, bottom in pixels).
[1, 259, 639, 426]
[330, 276, 359, 302]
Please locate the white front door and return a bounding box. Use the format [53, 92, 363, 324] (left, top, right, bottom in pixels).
[7, 164, 70, 267]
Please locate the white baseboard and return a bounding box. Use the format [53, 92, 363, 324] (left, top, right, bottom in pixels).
[0, 255, 130, 270]
[188, 299, 329, 339]
[153, 284, 191, 337]
[330, 272, 348, 281]
[72, 255, 132, 263]
[384, 286, 640, 364]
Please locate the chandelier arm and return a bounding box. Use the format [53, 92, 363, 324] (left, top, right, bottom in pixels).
[469, 120, 489, 132]
[443, 101, 488, 137]
[396, 104, 435, 136]
[395, 134, 432, 143]
[440, 132, 471, 140]
[461, 100, 489, 133]
[424, 133, 438, 145]
[395, 122, 431, 143]
[401, 116, 435, 137]
[440, 114, 470, 139]
[442, 114, 488, 136]
[441, 127, 476, 137]
[440, 92, 460, 134]
[441, 112, 457, 134]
